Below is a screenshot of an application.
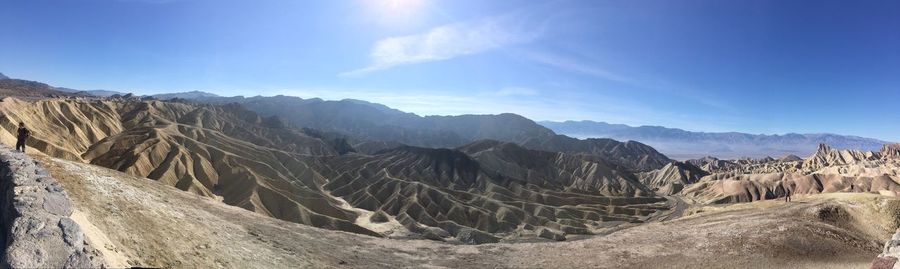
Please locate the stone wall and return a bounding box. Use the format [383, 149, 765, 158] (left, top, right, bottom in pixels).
[0, 147, 105, 268]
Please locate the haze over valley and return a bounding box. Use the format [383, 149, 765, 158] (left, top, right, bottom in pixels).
[542, 120, 890, 160]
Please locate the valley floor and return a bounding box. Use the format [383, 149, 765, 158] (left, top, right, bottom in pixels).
[39, 154, 896, 269]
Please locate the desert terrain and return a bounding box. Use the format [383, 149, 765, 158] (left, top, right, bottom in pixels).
[38, 153, 900, 268]
[0, 85, 896, 268]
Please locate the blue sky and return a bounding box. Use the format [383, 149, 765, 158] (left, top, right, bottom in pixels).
[1, 0, 898, 141]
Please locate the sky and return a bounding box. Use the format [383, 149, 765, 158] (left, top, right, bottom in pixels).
[0, 0, 898, 141]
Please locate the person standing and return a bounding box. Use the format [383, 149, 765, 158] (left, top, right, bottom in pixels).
[782, 182, 791, 202]
[16, 122, 30, 153]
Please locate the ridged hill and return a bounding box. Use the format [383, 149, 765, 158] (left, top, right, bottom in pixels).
[521, 135, 671, 171]
[804, 143, 882, 169]
[313, 141, 668, 241]
[458, 140, 652, 196]
[883, 143, 900, 159]
[636, 161, 708, 195]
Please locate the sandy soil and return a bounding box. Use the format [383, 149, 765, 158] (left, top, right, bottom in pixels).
[38, 154, 898, 268]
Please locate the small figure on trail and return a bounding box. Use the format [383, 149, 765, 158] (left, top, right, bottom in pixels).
[16, 122, 30, 153]
[784, 190, 791, 202]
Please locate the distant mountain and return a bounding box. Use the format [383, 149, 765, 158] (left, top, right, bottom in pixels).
[80, 89, 128, 97]
[0, 72, 10, 80]
[185, 95, 673, 171]
[0, 78, 86, 98]
[53, 87, 80, 93]
[540, 120, 890, 160]
[152, 90, 220, 100]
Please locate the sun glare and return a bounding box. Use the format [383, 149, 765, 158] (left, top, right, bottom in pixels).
[362, 0, 427, 27]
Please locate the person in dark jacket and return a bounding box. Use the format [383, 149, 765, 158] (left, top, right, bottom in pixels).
[16, 122, 30, 153]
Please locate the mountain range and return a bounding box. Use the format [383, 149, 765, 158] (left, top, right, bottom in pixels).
[151, 90, 220, 100]
[540, 120, 890, 160]
[3, 71, 884, 162]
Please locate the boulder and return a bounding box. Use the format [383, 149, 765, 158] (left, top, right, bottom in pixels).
[59, 218, 84, 247]
[43, 192, 74, 216]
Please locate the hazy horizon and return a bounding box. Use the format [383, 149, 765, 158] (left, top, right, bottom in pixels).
[1, 0, 898, 140]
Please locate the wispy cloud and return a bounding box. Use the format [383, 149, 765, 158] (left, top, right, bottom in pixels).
[521, 51, 637, 85]
[341, 15, 541, 77]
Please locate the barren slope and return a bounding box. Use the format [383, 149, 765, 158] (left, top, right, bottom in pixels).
[637, 161, 708, 195]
